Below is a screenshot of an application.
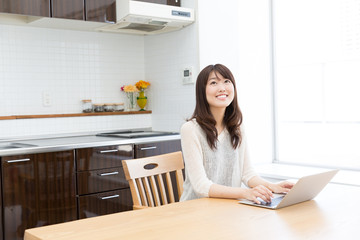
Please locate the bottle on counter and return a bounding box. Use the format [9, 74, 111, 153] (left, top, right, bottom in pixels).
[114, 103, 125, 112]
[104, 103, 115, 112]
[93, 104, 104, 112]
[82, 100, 93, 113]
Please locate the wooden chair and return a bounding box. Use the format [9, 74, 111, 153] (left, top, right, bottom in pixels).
[122, 151, 184, 210]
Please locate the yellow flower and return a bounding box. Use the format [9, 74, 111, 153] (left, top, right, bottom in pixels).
[135, 80, 150, 91]
[122, 84, 139, 93]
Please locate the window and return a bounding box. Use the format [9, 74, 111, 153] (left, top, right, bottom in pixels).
[272, 0, 360, 169]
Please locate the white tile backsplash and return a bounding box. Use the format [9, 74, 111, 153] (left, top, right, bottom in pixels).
[0, 23, 150, 138]
[0, 115, 151, 138]
[0, 24, 145, 116]
[0, 11, 199, 138]
[0, 0, 200, 139]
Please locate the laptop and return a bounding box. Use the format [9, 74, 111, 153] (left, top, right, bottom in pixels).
[238, 169, 339, 209]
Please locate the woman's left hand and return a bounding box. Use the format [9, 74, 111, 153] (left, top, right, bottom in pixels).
[268, 181, 294, 193]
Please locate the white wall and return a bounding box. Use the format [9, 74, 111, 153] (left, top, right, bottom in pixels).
[197, 0, 273, 164]
[144, 0, 199, 132]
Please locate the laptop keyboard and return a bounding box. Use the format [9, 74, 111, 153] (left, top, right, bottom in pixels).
[257, 195, 284, 207]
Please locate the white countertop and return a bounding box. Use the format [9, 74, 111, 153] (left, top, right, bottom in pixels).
[0, 131, 180, 157]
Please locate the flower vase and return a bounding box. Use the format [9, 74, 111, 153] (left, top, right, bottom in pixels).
[137, 90, 147, 111]
[126, 92, 137, 111]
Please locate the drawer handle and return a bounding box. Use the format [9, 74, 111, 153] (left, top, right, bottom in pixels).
[98, 171, 119, 176]
[101, 194, 120, 200]
[140, 146, 157, 151]
[99, 149, 119, 154]
[6, 158, 31, 163]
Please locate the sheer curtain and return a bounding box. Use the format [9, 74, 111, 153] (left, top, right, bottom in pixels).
[272, 0, 360, 169]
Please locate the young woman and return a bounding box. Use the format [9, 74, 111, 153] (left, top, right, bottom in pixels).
[180, 64, 293, 204]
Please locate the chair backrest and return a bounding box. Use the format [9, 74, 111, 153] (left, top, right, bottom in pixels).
[122, 151, 184, 209]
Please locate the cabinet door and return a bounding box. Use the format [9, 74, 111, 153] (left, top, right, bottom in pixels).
[2, 151, 77, 240]
[133, 0, 181, 7]
[85, 0, 116, 23]
[78, 188, 132, 219]
[0, 165, 2, 240]
[0, 0, 50, 17]
[51, 0, 84, 20]
[135, 140, 181, 158]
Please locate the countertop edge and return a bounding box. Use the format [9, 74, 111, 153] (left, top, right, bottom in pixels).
[0, 134, 180, 157]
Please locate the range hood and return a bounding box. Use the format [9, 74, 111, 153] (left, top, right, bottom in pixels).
[97, 0, 195, 35]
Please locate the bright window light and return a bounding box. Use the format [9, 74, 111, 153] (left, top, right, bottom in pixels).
[272, 0, 360, 170]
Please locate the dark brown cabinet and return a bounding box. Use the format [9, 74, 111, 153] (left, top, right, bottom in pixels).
[0, 169, 2, 240]
[51, 0, 84, 20]
[75, 144, 134, 219]
[135, 139, 181, 158]
[1, 150, 77, 240]
[0, 0, 50, 17]
[134, 0, 181, 7]
[85, 0, 116, 23]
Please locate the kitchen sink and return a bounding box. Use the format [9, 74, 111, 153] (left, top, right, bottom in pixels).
[0, 142, 38, 150]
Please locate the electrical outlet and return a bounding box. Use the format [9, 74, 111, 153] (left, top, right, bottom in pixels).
[42, 91, 51, 107]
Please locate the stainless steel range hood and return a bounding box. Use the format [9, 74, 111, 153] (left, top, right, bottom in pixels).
[97, 0, 195, 35]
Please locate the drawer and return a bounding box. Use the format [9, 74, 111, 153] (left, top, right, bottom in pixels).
[77, 167, 129, 195]
[76, 144, 134, 171]
[135, 140, 181, 158]
[77, 189, 133, 219]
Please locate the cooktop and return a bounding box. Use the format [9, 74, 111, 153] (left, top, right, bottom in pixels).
[96, 130, 179, 138]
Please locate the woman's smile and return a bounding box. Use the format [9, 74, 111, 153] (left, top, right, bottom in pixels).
[216, 93, 228, 99]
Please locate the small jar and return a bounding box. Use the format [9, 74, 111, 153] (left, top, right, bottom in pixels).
[104, 103, 115, 112]
[82, 99, 93, 113]
[114, 103, 125, 112]
[93, 104, 104, 112]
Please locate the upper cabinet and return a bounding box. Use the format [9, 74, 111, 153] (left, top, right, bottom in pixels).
[86, 0, 116, 23]
[0, 0, 50, 17]
[0, 0, 186, 32]
[52, 0, 84, 20]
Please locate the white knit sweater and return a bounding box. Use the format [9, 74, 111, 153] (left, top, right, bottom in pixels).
[179, 119, 258, 201]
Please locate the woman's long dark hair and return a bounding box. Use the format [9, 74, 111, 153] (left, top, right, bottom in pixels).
[190, 64, 243, 150]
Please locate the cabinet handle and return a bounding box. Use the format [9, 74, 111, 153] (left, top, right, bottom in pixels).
[98, 171, 119, 176]
[99, 149, 119, 154]
[100, 194, 120, 200]
[6, 158, 31, 163]
[140, 146, 157, 151]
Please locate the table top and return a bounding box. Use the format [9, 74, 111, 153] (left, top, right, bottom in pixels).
[24, 183, 360, 240]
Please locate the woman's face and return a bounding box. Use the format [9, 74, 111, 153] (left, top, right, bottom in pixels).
[205, 71, 234, 111]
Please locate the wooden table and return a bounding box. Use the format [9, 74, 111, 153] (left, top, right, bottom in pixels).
[24, 183, 360, 240]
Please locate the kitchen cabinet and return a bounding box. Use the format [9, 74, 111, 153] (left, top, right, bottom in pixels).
[1, 150, 77, 240]
[0, 0, 50, 17]
[85, 0, 116, 23]
[51, 0, 84, 20]
[0, 171, 2, 240]
[134, 0, 181, 7]
[135, 139, 181, 158]
[75, 144, 134, 219]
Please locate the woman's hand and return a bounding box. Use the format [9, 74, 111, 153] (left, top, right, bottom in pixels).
[268, 181, 294, 194]
[244, 185, 274, 204]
